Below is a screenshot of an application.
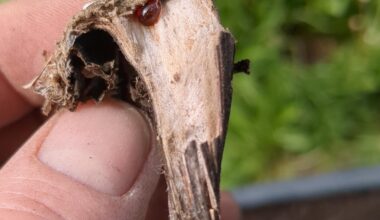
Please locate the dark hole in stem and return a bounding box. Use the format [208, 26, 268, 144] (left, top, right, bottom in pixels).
[68, 29, 120, 103]
[67, 29, 152, 118]
[68, 51, 109, 102]
[74, 29, 118, 64]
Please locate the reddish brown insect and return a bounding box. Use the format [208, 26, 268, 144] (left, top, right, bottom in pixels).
[134, 0, 162, 26]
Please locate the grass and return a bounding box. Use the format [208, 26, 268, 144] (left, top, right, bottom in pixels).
[217, 0, 380, 188]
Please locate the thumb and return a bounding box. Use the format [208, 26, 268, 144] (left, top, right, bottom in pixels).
[0, 100, 160, 219]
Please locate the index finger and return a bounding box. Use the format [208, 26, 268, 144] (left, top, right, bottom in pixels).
[0, 0, 87, 127]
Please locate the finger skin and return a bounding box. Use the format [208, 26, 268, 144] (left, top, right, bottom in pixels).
[0, 73, 33, 128]
[0, 0, 87, 126]
[0, 110, 44, 166]
[0, 100, 161, 220]
[145, 175, 169, 220]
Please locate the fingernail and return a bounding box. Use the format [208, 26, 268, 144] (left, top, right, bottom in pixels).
[38, 100, 152, 196]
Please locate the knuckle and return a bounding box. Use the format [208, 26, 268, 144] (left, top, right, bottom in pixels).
[0, 177, 65, 220]
[0, 191, 64, 220]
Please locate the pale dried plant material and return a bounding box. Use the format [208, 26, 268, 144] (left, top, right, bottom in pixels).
[28, 0, 239, 219]
[26, 0, 147, 114]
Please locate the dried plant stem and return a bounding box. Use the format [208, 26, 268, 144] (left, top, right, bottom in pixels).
[28, 0, 237, 219]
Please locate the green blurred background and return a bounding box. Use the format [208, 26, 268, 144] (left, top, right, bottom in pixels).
[1, 0, 380, 190]
[216, 0, 380, 189]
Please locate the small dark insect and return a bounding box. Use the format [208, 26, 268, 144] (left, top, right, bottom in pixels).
[134, 0, 162, 26]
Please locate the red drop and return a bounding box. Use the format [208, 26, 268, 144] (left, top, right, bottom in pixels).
[134, 0, 162, 26]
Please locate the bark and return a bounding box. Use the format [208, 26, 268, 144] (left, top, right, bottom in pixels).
[27, 0, 237, 219]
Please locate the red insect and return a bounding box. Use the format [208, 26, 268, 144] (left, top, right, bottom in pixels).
[134, 0, 162, 26]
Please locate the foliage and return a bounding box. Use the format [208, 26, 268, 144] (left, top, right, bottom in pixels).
[216, 0, 380, 189]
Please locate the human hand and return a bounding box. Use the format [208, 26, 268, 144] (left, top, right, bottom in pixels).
[0, 0, 241, 219]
